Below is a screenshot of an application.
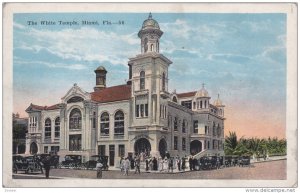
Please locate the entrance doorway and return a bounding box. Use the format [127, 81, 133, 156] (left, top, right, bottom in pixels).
[109, 145, 115, 166]
[190, 140, 202, 155]
[30, 142, 38, 155]
[158, 138, 167, 158]
[134, 138, 151, 156]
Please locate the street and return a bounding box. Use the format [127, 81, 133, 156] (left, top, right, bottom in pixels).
[13, 159, 286, 180]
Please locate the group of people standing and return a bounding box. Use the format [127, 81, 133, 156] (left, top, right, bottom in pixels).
[120, 155, 141, 176]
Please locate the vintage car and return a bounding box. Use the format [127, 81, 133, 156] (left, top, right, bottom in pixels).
[59, 155, 83, 169]
[36, 153, 60, 168]
[13, 155, 43, 174]
[197, 156, 212, 170]
[87, 155, 109, 170]
[224, 156, 233, 167]
[238, 156, 251, 167]
[232, 156, 239, 166]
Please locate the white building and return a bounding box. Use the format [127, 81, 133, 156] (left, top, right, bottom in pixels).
[25, 13, 225, 167]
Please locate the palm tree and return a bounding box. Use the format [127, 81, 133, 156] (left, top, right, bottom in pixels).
[225, 131, 238, 155]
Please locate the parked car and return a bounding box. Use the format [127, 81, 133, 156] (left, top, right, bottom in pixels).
[197, 156, 212, 170]
[36, 153, 60, 168]
[13, 155, 43, 174]
[224, 156, 232, 167]
[59, 155, 83, 169]
[238, 156, 251, 167]
[90, 155, 109, 171]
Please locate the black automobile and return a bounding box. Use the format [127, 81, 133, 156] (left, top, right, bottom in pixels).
[197, 156, 212, 170]
[238, 156, 251, 167]
[232, 156, 239, 166]
[36, 153, 60, 168]
[13, 155, 43, 174]
[59, 155, 83, 169]
[89, 155, 109, 171]
[224, 156, 232, 167]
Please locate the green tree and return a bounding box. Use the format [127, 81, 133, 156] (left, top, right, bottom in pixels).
[224, 131, 238, 155]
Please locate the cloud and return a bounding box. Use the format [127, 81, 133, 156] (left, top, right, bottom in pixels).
[14, 23, 139, 67]
[14, 59, 87, 70]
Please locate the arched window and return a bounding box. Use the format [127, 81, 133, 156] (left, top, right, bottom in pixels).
[140, 71, 145, 90]
[45, 118, 51, 139]
[172, 96, 177, 103]
[55, 117, 60, 138]
[114, 111, 124, 136]
[151, 44, 154, 51]
[162, 72, 166, 91]
[144, 38, 148, 53]
[100, 112, 110, 136]
[69, 108, 82, 130]
[200, 101, 203, 108]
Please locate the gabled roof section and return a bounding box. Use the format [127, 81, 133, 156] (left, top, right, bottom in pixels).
[26, 103, 60, 112]
[177, 91, 197, 98]
[61, 83, 91, 103]
[91, 84, 131, 103]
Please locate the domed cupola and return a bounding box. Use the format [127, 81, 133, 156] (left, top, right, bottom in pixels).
[138, 13, 163, 54]
[193, 84, 211, 110]
[195, 83, 209, 98]
[214, 94, 223, 107]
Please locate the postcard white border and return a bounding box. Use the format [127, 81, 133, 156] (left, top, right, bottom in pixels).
[2, 2, 298, 188]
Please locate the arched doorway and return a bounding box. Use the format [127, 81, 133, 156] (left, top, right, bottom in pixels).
[134, 138, 151, 156]
[190, 140, 202, 155]
[30, 142, 38, 155]
[158, 138, 167, 158]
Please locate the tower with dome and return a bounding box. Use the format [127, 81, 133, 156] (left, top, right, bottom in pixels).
[24, 13, 225, 167]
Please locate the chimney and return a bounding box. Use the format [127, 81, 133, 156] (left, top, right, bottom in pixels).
[94, 66, 107, 91]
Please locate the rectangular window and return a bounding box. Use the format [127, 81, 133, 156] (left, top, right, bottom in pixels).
[193, 120, 198, 133]
[174, 117, 178, 131]
[136, 104, 140, 117]
[174, 136, 178, 150]
[160, 105, 162, 118]
[182, 120, 186, 133]
[118, 144, 125, 157]
[182, 138, 186, 151]
[164, 106, 167, 118]
[98, 145, 106, 156]
[141, 104, 144, 117]
[145, 104, 148, 117]
[44, 146, 48, 153]
[92, 112, 96, 129]
[181, 100, 192, 109]
[69, 134, 82, 151]
[51, 146, 60, 153]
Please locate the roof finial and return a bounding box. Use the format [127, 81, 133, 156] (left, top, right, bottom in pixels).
[148, 12, 152, 19]
[218, 93, 220, 99]
[202, 83, 205, 89]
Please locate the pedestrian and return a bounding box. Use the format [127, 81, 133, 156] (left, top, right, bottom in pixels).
[159, 157, 163, 172]
[96, 160, 103, 179]
[189, 156, 193, 171]
[193, 157, 197, 171]
[120, 157, 125, 172]
[130, 157, 135, 169]
[168, 157, 173, 173]
[124, 157, 130, 176]
[43, 156, 51, 179]
[153, 157, 158, 171]
[134, 156, 140, 174]
[145, 159, 149, 171]
[176, 156, 181, 171]
[181, 156, 186, 171]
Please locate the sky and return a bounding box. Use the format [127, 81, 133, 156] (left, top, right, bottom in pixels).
[13, 13, 286, 139]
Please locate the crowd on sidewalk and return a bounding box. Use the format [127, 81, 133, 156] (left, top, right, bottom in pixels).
[118, 152, 200, 175]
